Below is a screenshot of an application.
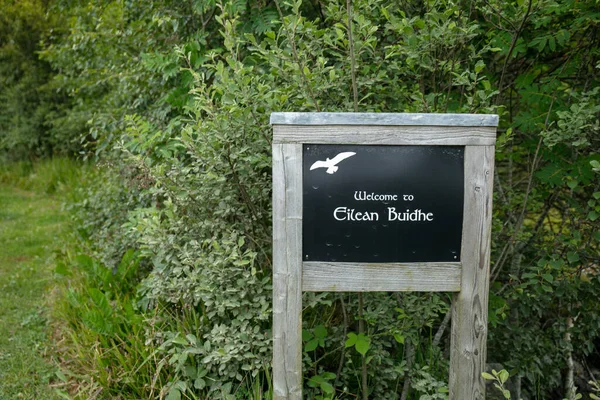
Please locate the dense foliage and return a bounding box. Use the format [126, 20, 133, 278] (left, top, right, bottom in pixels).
[1, 0, 599, 398]
[0, 0, 59, 158]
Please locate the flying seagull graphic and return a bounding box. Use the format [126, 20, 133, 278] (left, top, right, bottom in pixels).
[310, 152, 356, 174]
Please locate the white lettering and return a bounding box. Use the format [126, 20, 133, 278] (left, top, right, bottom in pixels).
[387, 207, 434, 222]
[354, 191, 398, 202]
[334, 206, 380, 221]
[334, 207, 347, 221]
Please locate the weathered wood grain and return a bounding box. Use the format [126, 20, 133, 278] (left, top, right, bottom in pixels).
[273, 125, 496, 145]
[270, 112, 499, 127]
[272, 143, 303, 400]
[449, 145, 495, 400]
[302, 262, 461, 292]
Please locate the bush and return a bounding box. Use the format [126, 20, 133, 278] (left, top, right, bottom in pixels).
[37, 0, 600, 398]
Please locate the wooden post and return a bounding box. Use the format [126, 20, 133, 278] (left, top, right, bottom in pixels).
[272, 143, 303, 399]
[449, 145, 495, 399]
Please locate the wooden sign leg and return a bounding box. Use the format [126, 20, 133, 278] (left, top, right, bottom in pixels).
[273, 143, 303, 399]
[449, 146, 495, 400]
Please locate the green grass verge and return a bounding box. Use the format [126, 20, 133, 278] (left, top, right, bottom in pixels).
[0, 162, 76, 399]
[0, 157, 83, 195]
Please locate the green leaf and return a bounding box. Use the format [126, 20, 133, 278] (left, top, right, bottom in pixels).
[589, 211, 598, 221]
[537, 37, 547, 51]
[394, 333, 405, 344]
[308, 375, 324, 387]
[322, 372, 336, 380]
[537, 259, 547, 267]
[55, 390, 72, 400]
[567, 180, 578, 189]
[166, 388, 181, 400]
[320, 381, 334, 394]
[475, 60, 485, 73]
[305, 338, 319, 352]
[170, 335, 188, 345]
[355, 334, 371, 356]
[567, 252, 580, 263]
[499, 369, 509, 384]
[314, 325, 327, 339]
[345, 332, 357, 348]
[548, 36, 556, 52]
[194, 377, 206, 390]
[302, 329, 313, 342]
[482, 372, 495, 380]
[542, 273, 554, 283]
[55, 370, 68, 382]
[593, 192, 600, 200]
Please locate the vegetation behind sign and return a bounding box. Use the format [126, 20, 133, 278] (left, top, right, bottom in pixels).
[0, 0, 598, 399]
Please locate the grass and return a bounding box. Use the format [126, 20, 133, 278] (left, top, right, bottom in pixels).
[0, 157, 83, 195]
[0, 157, 84, 399]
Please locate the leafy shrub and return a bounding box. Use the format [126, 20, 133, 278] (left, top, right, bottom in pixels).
[34, 0, 600, 398]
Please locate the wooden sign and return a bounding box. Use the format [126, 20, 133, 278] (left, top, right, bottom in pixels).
[271, 112, 498, 399]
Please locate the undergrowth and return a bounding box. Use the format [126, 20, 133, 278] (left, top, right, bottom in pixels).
[52, 246, 274, 399]
[52, 249, 169, 398]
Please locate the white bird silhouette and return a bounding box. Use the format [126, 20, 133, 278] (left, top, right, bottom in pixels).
[310, 152, 356, 174]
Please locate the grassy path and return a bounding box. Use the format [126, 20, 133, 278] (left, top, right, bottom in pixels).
[0, 184, 63, 399]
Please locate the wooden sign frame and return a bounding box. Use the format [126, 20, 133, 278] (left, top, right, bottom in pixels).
[271, 112, 498, 400]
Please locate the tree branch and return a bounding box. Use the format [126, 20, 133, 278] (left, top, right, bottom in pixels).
[346, 0, 359, 112]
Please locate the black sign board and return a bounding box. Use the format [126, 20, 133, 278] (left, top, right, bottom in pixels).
[303, 144, 464, 263]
